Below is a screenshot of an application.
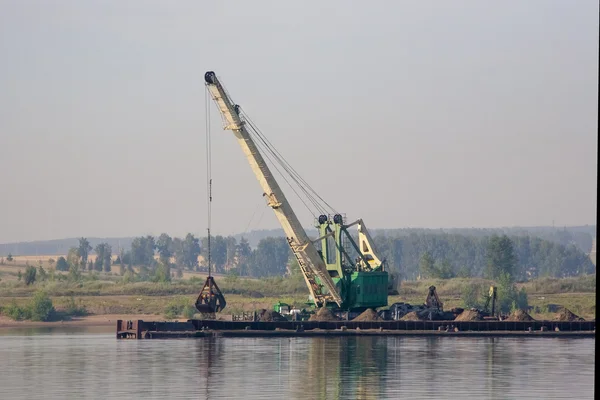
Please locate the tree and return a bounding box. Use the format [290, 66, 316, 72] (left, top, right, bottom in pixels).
[236, 237, 252, 276]
[250, 237, 290, 277]
[225, 236, 238, 269]
[38, 266, 48, 282]
[434, 259, 455, 279]
[175, 234, 201, 270]
[418, 252, 436, 279]
[201, 235, 227, 273]
[68, 259, 82, 282]
[7, 253, 13, 262]
[29, 290, 55, 321]
[496, 272, 528, 313]
[94, 243, 112, 272]
[77, 237, 92, 268]
[156, 233, 174, 265]
[131, 235, 156, 266]
[67, 247, 80, 270]
[24, 265, 37, 285]
[457, 266, 471, 278]
[55, 256, 69, 271]
[153, 262, 171, 283]
[485, 235, 517, 280]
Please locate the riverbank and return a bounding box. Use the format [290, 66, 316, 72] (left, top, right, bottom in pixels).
[0, 314, 161, 329]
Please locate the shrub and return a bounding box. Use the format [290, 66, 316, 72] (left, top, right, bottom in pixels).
[29, 291, 55, 321]
[55, 257, 69, 271]
[182, 305, 196, 319]
[65, 296, 88, 317]
[4, 301, 31, 320]
[24, 266, 37, 285]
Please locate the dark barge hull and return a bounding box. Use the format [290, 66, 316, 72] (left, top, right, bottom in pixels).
[116, 319, 596, 339]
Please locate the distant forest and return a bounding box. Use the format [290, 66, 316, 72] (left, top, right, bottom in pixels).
[0, 226, 595, 281]
[1, 225, 594, 256]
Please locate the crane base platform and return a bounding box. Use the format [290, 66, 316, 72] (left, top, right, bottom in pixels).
[116, 319, 595, 339]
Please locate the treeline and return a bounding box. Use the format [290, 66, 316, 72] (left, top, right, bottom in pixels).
[369, 226, 595, 254]
[36, 234, 293, 281]
[1, 225, 595, 257]
[6, 231, 593, 283]
[372, 233, 595, 281]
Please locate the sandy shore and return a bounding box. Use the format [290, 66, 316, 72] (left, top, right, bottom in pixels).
[0, 314, 168, 329]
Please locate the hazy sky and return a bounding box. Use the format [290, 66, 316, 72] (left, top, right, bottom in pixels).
[0, 1, 598, 243]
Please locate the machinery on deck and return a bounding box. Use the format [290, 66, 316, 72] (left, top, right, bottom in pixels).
[204, 71, 389, 312]
[425, 285, 443, 311]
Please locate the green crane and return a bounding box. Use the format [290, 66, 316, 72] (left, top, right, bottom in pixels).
[204, 71, 388, 312]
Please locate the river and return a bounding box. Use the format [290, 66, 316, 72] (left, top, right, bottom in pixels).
[0, 327, 595, 399]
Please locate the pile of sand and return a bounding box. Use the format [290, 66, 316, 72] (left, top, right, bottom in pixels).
[353, 308, 383, 322]
[257, 309, 287, 322]
[309, 307, 340, 321]
[400, 311, 424, 321]
[454, 309, 482, 321]
[553, 308, 584, 322]
[505, 309, 535, 322]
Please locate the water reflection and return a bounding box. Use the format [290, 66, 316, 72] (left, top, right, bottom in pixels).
[0, 332, 594, 400]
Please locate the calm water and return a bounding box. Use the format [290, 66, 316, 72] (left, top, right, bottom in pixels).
[0, 328, 595, 399]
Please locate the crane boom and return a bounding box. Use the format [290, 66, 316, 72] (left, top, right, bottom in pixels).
[204, 71, 342, 307]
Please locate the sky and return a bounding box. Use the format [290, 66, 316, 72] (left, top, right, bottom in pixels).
[0, 0, 598, 243]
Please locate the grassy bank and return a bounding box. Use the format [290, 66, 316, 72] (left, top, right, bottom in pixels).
[0, 274, 595, 322]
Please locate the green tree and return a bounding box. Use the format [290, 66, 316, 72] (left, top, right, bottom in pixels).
[174, 234, 201, 270]
[77, 237, 92, 268]
[418, 252, 436, 279]
[56, 256, 69, 271]
[156, 233, 174, 265]
[485, 235, 517, 280]
[461, 284, 482, 309]
[153, 262, 171, 283]
[38, 266, 48, 282]
[457, 265, 471, 278]
[250, 237, 290, 277]
[434, 259, 455, 279]
[24, 265, 37, 285]
[496, 272, 528, 313]
[94, 243, 112, 272]
[68, 261, 82, 282]
[29, 290, 55, 321]
[236, 237, 252, 276]
[131, 235, 156, 266]
[201, 235, 227, 273]
[225, 236, 238, 269]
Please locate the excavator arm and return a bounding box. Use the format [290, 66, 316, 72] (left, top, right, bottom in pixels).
[204, 71, 342, 307]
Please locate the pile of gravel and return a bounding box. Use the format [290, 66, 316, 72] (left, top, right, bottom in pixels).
[308, 307, 340, 321]
[553, 307, 584, 321]
[353, 308, 383, 322]
[400, 311, 424, 321]
[505, 309, 535, 321]
[454, 309, 482, 321]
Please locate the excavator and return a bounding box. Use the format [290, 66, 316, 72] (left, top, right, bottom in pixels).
[425, 285, 443, 311]
[204, 71, 389, 312]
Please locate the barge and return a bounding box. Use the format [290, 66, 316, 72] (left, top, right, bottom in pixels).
[116, 319, 596, 339]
